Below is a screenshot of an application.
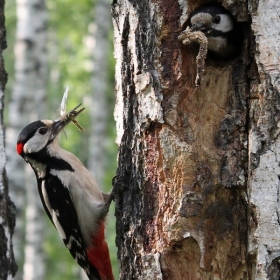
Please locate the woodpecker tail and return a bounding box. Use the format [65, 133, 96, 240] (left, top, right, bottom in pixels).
[87, 221, 114, 280]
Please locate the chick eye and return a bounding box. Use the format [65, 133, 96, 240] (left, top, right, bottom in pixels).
[38, 127, 48, 135]
[214, 15, 221, 24]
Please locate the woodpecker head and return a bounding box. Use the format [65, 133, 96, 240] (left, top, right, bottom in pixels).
[189, 4, 243, 60]
[17, 104, 84, 160]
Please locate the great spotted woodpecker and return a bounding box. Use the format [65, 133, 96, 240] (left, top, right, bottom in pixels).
[17, 105, 114, 280]
[189, 4, 243, 60]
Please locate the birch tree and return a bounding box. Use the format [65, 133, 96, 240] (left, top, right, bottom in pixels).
[0, 0, 17, 278]
[85, 1, 117, 278]
[87, 0, 112, 188]
[5, 0, 48, 279]
[112, 0, 280, 279]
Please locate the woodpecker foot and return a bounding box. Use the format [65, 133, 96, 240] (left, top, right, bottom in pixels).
[100, 174, 127, 218]
[100, 175, 120, 218]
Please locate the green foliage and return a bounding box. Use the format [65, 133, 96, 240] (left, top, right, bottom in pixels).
[46, 0, 94, 130]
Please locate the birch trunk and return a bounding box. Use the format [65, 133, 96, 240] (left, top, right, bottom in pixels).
[111, 0, 277, 279]
[0, 0, 17, 278]
[5, 0, 48, 279]
[248, 1, 280, 279]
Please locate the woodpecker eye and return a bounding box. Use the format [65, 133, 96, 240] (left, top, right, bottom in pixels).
[214, 15, 221, 24]
[38, 127, 48, 135]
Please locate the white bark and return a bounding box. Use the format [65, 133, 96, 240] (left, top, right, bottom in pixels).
[248, 1, 280, 279]
[0, 84, 17, 280]
[87, 0, 112, 187]
[5, 0, 47, 279]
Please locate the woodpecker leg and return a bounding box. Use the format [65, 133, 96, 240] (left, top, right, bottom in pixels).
[100, 174, 127, 219]
[99, 175, 120, 218]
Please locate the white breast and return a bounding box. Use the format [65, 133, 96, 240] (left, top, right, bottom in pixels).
[207, 36, 227, 52]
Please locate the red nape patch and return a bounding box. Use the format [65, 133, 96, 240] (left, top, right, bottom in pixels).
[87, 221, 114, 280]
[17, 143, 24, 155]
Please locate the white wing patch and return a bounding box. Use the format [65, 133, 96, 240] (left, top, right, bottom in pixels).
[52, 210, 66, 240]
[42, 181, 52, 214]
[42, 181, 66, 240]
[66, 235, 82, 250]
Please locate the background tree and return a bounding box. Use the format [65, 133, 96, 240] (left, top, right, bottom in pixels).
[112, 0, 280, 279]
[0, 0, 17, 278]
[83, 0, 117, 278]
[87, 0, 112, 186]
[6, 0, 48, 279]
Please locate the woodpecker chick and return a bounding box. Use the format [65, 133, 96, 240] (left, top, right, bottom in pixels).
[17, 104, 114, 280]
[189, 4, 243, 60]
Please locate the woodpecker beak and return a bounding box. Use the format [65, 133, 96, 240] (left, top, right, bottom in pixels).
[50, 104, 85, 140]
[191, 23, 208, 32]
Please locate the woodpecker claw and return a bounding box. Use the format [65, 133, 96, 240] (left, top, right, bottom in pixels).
[99, 193, 114, 219]
[99, 176, 121, 219]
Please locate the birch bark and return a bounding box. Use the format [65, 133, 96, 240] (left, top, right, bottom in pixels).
[248, 1, 280, 279]
[0, 0, 17, 278]
[5, 0, 48, 279]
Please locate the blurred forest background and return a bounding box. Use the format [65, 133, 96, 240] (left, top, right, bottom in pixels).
[4, 0, 118, 279]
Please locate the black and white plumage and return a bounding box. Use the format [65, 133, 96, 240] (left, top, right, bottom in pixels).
[189, 4, 243, 60]
[17, 106, 114, 280]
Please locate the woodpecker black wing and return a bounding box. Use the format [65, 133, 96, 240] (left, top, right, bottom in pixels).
[40, 173, 101, 280]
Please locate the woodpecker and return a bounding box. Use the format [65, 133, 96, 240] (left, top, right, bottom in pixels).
[17, 104, 114, 280]
[189, 4, 243, 60]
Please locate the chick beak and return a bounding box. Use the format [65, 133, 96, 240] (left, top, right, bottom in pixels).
[50, 104, 85, 140]
[191, 23, 207, 32]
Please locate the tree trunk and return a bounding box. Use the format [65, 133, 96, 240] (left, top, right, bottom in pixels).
[112, 0, 278, 279]
[0, 0, 17, 278]
[5, 0, 48, 279]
